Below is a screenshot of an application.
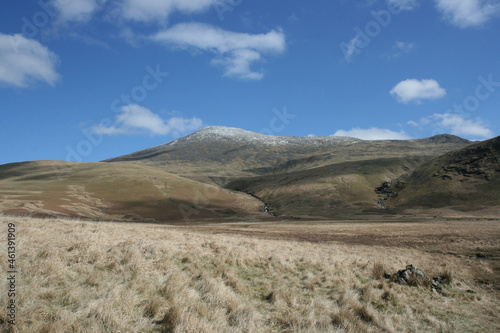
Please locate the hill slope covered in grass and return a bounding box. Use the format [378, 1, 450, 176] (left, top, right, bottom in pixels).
[385, 136, 500, 215]
[105, 128, 474, 219]
[2, 127, 495, 220]
[107, 127, 470, 180]
[0, 161, 263, 221]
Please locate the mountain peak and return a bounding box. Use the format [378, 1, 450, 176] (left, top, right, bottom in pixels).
[105, 126, 363, 164]
[197, 126, 251, 134]
[188, 126, 260, 139]
[416, 134, 471, 144]
[182, 126, 361, 146]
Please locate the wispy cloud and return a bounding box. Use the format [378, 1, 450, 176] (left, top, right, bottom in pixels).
[409, 113, 494, 138]
[67, 32, 111, 49]
[332, 127, 412, 140]
[390, 79, 446, 104]
[434, 0, 500, 28]
[0, 33, 60, 88]
[211, 49, 264, 80]
[150, 23, 286, 80]
[51, 0, 104, 24]
[48, 0, 220, 27]
[394, 41, 415, 52]
[118, 0, 218, 22]
[386, 41, 415, 59]
[94, 104, 203, 136]
[432, 113, 493, 137]
[387, 0, 419, 11]
[51, 0, 217, 26]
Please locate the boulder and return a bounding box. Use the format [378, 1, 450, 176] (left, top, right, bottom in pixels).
[394, 264, 428, 286]
[390, 264, 450, 294]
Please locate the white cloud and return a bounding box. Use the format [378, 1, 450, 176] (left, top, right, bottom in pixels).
[387, 0, 419, 11]
[409, 113, 494, 138]
[151, 23, 285, 54]
[211, 49, 263, 80]
[151, 23, 286, 80]
[119, 0, 218, 22]
[435, 0, 500, 28]
[94, 104, 203, 136]
[332, 127, 412, 140]
[390, 79, 446, 103]
[430, 113, 494, 138]
[0, 33, 60, 88]
[52, 0, 103, 23]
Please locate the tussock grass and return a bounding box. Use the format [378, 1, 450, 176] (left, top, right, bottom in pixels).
[439, 269, 454, 285]
[372, 261, 386, 280]
[1, 215, 499, 332]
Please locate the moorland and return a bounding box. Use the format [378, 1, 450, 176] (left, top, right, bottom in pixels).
[1, 127, 499, 332]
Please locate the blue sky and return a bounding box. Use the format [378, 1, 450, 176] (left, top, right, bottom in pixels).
[1, 0, 499, 164]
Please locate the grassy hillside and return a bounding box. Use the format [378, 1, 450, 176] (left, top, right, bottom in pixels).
[107, 129, 471, 181]
[0, 130, 485, 220]
[105, 129, 474, 219]
[1, 215, 498, 332]
[0, 161, 263, 221]
[386, 136, 500, 214]
[226, 157, 426, 218]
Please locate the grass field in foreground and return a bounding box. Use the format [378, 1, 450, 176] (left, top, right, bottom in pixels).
[0, 216, 499, 332]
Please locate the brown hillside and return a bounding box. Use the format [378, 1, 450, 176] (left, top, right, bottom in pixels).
[385, 136, 500, 214]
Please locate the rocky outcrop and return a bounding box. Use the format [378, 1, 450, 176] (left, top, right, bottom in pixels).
[385, 264, 453, 294]
[379, 136, 500, 211]
[375, 181, 395, 209]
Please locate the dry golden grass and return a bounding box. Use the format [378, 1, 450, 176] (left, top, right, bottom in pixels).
[0, 161, 263, 221]
[1, 215, 499, 332]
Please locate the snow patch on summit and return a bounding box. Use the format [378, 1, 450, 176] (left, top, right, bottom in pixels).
[182, 126, 361, 146]
[117, 126, 362, 158]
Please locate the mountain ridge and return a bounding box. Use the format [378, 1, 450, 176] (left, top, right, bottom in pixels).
[1, 126, 494, 221]
[105, 126, 362, 164]
[106, 127, 469, 163]
[105, 126, 472, 181]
